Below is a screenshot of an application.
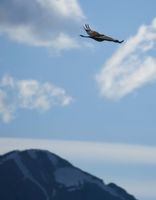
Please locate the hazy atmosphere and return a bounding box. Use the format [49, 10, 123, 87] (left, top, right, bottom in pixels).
[0, 1, 156, 199]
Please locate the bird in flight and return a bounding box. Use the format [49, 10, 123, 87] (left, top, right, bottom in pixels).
[80, 24, 124, 44]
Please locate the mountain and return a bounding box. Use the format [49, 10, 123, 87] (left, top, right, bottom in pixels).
[0, 149, 138, 200]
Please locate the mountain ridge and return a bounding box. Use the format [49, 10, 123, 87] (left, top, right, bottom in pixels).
[0, 149, 138, 200]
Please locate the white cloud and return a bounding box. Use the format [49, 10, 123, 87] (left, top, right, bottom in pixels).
[0, 74, 73, 123]
[0, 0, 85, 51]
[0, 90, 15, 123]
[0, 138, 156, 165]
[96, 17, 156, 99]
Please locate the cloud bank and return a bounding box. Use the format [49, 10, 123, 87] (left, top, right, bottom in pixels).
[0, 75, 73, 123]
[0, 0, 85, 50]
[96, 18, 156, 99]
[0, 138, 156, 165]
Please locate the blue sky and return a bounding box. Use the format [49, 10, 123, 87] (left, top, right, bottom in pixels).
[0, 0, 156, 199]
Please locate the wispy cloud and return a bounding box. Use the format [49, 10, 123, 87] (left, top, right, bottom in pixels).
[0, 138, 156, 165]
[96, 18, 156, 99]
[0, 75, 73, 123]
[0, 0, 85, 51]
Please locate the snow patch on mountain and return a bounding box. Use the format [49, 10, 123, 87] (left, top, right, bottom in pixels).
[27, 150, 38, 159]
[55, 167, 87, 187]
[46, 151, 59, 167]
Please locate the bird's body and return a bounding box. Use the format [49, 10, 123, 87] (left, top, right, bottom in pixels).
[80, 24, 124, 43]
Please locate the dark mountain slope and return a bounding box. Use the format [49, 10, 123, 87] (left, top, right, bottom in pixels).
[0, 149, 138, 200]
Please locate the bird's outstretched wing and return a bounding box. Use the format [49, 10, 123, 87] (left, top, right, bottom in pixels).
[98, 34, 124, 43]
